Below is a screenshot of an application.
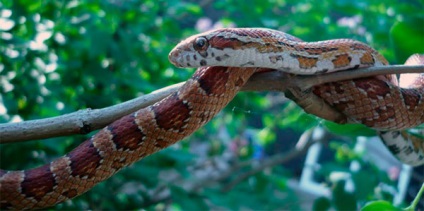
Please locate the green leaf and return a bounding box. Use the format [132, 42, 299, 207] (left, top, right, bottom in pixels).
[323, 121, 376, 138]
[390, 17, 424, 63]
[332, 180, 357, 211]
[313, 196, 331, 211]
[258, 128, 276, 145]
[361, 200, 400, 211]
[351, 170, 379, 201]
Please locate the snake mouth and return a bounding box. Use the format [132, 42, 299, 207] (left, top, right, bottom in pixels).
[168, 49, 182, 67]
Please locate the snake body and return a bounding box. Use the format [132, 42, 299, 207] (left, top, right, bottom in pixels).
[1, 27, 423, 209]
[169, 27, 424, 165]
[0, 66, 258, 209]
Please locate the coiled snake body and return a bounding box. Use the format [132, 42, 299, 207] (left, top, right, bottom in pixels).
[1, 28, 423, 209]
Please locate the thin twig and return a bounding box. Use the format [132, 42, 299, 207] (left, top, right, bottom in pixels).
[296, 65, 424, 90]
[219, 127, 337, 192]
[0, 65, 422, 144]
[220, 138, 316, 192]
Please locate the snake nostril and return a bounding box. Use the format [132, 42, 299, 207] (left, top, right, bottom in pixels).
[169, 50, 180, 65]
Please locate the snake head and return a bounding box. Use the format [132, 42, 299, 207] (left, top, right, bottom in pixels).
[169, 28, 264, 67]
[168, 32, 211, 68]
[169, 29, 237, 68]
[169, 28, 305, 69]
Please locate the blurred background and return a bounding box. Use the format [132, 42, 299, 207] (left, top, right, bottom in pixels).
[0, 0, 423, 210]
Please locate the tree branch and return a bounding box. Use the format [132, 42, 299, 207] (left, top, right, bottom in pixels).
[0, 84, 181, 143]
[0, 65, 422, 144]
[297, 65, 424, 90]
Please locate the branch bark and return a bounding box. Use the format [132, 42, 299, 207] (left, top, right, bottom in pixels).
[0, 65, 422, 144]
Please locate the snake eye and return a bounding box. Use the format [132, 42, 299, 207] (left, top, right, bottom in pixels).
[193, 37, 208, 51]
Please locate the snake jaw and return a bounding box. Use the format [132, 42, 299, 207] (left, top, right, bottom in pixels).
[169, 35, 203, 68]
[168, 48, 183, 67]
[169, 46, 204, 68]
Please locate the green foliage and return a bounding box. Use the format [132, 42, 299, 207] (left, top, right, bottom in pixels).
[1, 0, 423, 210]
[313, 196, 331, 211]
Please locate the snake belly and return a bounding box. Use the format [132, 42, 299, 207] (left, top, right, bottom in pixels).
[169, 27, 424, 166]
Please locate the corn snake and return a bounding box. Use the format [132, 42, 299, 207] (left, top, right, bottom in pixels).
[1, 27, 423, 209]
[169, 28, 424, 165]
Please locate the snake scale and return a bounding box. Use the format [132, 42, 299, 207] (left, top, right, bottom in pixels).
[1, 28, 423, 209]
